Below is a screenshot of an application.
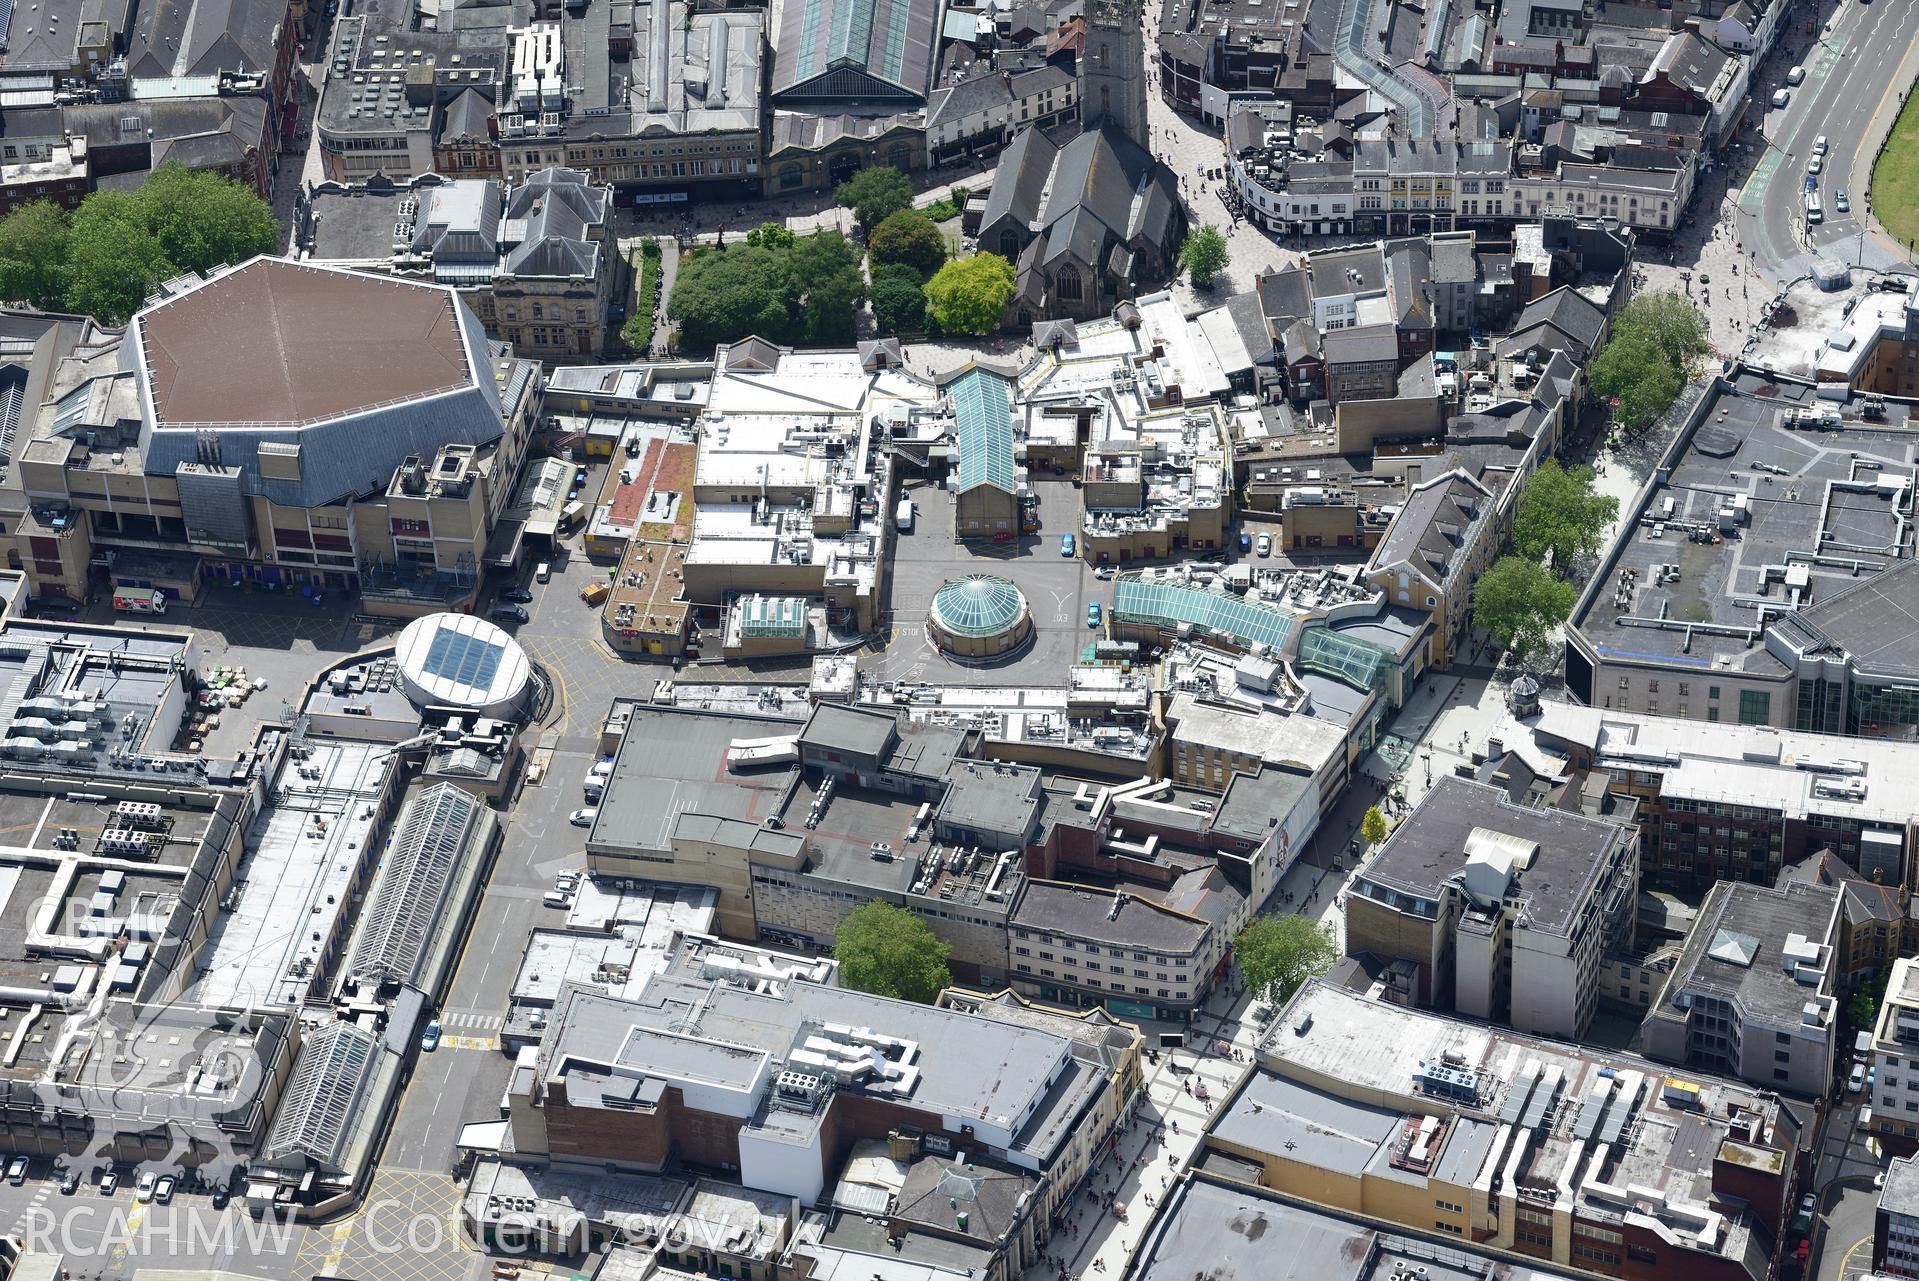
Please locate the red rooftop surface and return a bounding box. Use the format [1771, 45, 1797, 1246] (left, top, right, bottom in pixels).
[138, 259, 474, 428]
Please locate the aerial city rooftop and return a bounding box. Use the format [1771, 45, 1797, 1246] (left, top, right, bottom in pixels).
[0, 0, 1914, 1274]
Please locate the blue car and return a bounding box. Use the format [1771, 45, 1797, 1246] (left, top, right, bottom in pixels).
[1061, 533, 1076, 557]
[1239, 533, 1252, 553]
[1086, 602, 1102, 629]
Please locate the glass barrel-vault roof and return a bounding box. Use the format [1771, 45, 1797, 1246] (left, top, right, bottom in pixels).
[1113, 577, 1298, 650]
[1297, 627, 1394, 692]
[951, 367, 1015, 495]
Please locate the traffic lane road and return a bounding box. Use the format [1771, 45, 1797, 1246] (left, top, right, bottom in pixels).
[1745, 0, 1919, 273]
[1815, 1181, 1882, 1281]
[1817, 1096, 1887, 1187]
[380, 1034, 513, 1176]
[376, 746, 592, 1173]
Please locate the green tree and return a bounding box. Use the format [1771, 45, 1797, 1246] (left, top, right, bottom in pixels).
[666, 244, 796, 351]
[133, 163, 278, 280]
[1179, 224, 1230, 288]
[54, 165, 277, 325]
[1360, 806, 1389, 848]
[835, 167, 914, 233]
[1850, 989, 1880, 1030]
[63, 194, 174, 327]
[745, 222, 796, 251]
[923, 253, 1015, 336]
[1235, 914, 1337, 1006]
[1620, 289, 1709, 368]
[0, 201, 72, 311]
[1590, 330, 1685, 431]
[788, 230, 866, 344]
[835, 899, 953, 1004]
[1588, 291, 1707, 432]
[1513, 460, 1619, 576]
[871, 263, 927, 334]
[1472, 555, 1576, 658]
[868, 209, 948, 281]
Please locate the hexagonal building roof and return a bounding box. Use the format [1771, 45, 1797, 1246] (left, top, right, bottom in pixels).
[128, 258, 508, 509]
[932, 575, 1028, 638]
[138, 258, 474, 428]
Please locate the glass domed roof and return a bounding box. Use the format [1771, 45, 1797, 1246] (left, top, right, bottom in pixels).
[932, 575, 1028, 637]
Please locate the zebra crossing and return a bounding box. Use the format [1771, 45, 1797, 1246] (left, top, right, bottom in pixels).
[441, 1008, 502, 1032]
[7, 1181, 55, 1236]
[439, 1008, 503, 1052]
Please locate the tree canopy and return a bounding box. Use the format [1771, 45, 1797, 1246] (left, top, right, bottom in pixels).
[1360, 806, 1389, 848]
[1589, 291, 1707, 431]
[0, 202, 71, 312]
[835, 900, 953, 1004]
[923, 253, 1015, 336]
[1512, 460, 1619, 576]
[1472, 555, 1576, 658]
[835, 167, 915, 232]
[1236, 914, 1336, 1006]
[666, 244, 795, 351]
[789, 230, 866, 344]
[868, 209, 948, 281]
[666, 230, 866, 350]
[871, 263, 927, 335]
[745, 222, 796, 251]
[0, 164, 278, 325]
[1179, 224, 1230, 288]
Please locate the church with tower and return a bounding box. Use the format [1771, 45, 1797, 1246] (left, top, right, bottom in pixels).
[975, 0, 1186, 324]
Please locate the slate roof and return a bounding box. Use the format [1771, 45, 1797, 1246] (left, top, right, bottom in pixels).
[927, 69, 1016, 130]
[1321, 322, 1398, 365]
[1495, 286, 1607, 360]
[1777, 849, 1901, 931]
[1036, 123, 1179, 266]
[413, 179, 501, 263]
[1646, 29, 1735, 99]
[439, 87, 495, 145]
[500, 166, 607, 280]
[64, 95, 269, 181]
[1257, 266, 1314, 325]
[1385, 239, 1433, 329]
[1368, 468, 1492, 590]
[1429, 234, 1477, 286]
[978, 126, 1060, 233]
[125, 0, 282, 81]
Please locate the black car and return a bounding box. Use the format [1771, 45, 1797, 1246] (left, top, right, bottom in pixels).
[488, 604, 529, 625]
[499, 588, 534, 603]
[211, 1185, 230, 1210]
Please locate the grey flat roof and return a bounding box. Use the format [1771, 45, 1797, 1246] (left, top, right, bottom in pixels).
[1134, 1176, 1594, 1281]
[593, 706, 798, 854]
[1882, 1155, 1919, 1218]
[1657, 880, 1839, 1026]
[801, 702, 898, 760]
[1794, 559, 1919, 680]
[1212, 764, 1312, 844]
[1357, 775, 1625, 935]
[1573, 380, 1918, 670]
[1210, 1073, 1402, 1177]
[936, 760, 1041, 839]
[550, 972, 1100, 1157]
[1013, 881, 1209, 955]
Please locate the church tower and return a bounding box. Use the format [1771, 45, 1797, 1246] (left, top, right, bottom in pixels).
[1081, 0, 1149, 151]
